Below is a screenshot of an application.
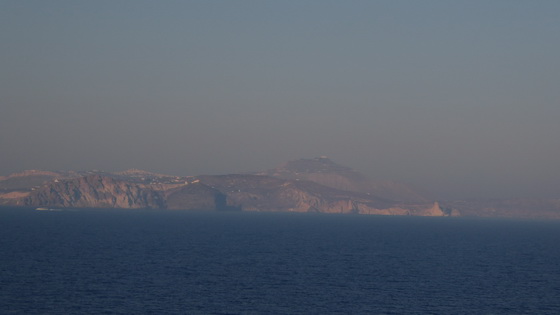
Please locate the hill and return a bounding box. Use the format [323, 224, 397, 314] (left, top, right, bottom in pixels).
[3, 157, 558, 218]
[265, 157, 432, 203]
[0, 162, 443, 216]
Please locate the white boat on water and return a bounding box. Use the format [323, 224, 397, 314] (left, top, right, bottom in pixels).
[35, 207, 61, 211]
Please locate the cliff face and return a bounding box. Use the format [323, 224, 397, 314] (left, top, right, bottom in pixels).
[266, 157, 432, 203]
[197, 175, 363, 213]
[22, 175, 165, 209]
[3, 160, 560, 218]
[196, 174, 442, 216]
[166, 183, 230, 211]
[1, 163, 447, 217]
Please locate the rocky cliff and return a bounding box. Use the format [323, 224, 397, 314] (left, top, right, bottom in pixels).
[22, 175, 165, 209]
[3, 159, 559, 218]
[196, 174, 442, 216]
[0, 158, 450, 216]
[165, 183, 231, 211]
[266, 157, 432, 203]
[1, 169, 445, 216]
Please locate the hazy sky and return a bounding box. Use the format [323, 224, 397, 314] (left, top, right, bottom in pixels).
[1, 1, 559, 200]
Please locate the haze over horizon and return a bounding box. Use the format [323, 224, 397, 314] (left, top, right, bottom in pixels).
[2, 1, 559, 200]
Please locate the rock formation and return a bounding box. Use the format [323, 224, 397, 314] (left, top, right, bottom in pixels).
[0, 158, 450, 217]
[166, 182, 230, 211]
[265, 157, 432, 203]
[22, 175, 165, 209]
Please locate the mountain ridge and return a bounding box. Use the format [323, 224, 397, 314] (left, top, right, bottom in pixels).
[2, 157, 559, 218]
[0, 158, 445, 216]
[264, 157, 432, 203]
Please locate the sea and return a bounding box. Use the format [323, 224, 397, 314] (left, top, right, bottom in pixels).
[1, 208, 559, 314]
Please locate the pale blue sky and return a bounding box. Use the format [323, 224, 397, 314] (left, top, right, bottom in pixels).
[1, 1, 559, 199]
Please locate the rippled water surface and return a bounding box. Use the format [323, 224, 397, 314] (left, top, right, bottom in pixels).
[1, 208, 560, 314]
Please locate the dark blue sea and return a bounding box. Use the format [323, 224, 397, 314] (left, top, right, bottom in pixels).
[1, 208, 560, 314]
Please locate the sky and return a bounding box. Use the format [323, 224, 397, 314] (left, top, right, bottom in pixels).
[1, 0, 559, 200]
